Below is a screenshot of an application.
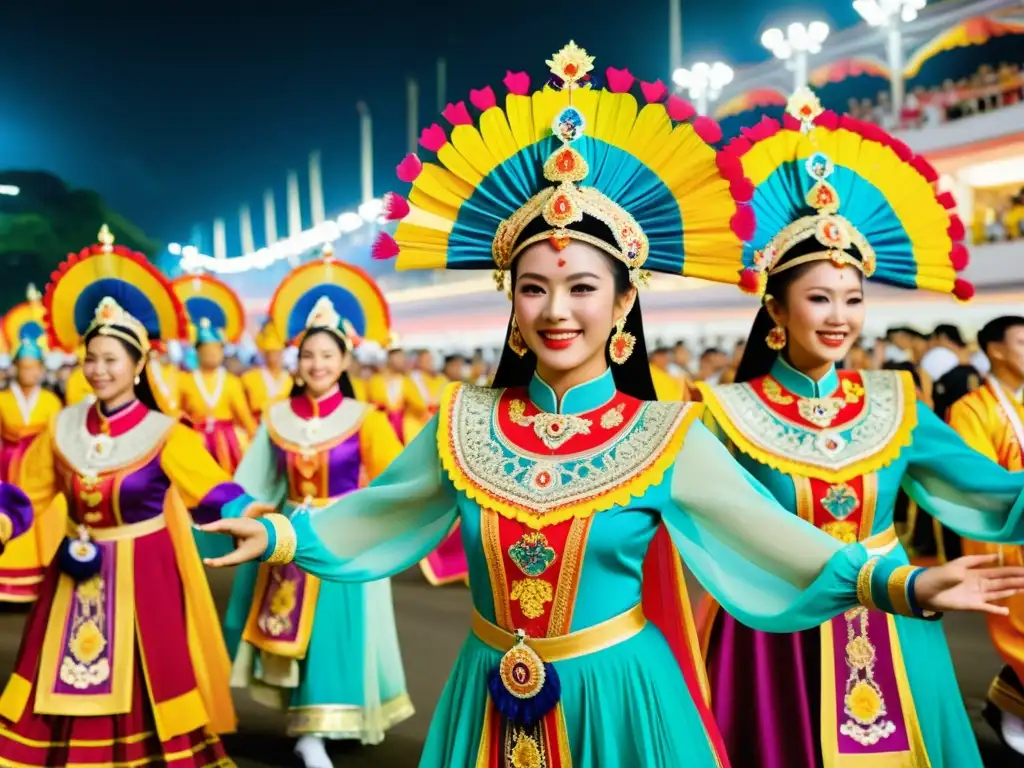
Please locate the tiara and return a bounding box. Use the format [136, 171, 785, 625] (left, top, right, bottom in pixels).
[87, 297, 150, 354]
[305, 296, 360, 349]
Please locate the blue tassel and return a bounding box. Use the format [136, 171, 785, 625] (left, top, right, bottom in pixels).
[58, 536, 102, 582]
[487, 662, 561, 727]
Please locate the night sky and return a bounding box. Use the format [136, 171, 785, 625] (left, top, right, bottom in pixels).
[0, 1, 860, 252]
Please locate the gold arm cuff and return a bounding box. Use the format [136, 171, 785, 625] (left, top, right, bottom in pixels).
[857, 557, 879, 610]
[0, 513, 12, 546]
[887, 565, 917, 617]
[264, 513, 296, 566]
[471, 603, 645, 662]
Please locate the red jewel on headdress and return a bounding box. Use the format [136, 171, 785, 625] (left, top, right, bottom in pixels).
[563, 63, 578, 77]
[556, 150, 576, 173]
[800, 105, 814, 118]
[815, 188, 835, 207]
[550, 235, 570, 252]
[553, 195, 572, 216]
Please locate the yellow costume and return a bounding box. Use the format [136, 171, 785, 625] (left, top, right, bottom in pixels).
[241, 321, 293, 421]
[367, 371, 416, 443]
[63, 366, 92, 406]
[947, 376, 1024, 721]
[403, 370, 447, 441]
[650, 364, 685, 401]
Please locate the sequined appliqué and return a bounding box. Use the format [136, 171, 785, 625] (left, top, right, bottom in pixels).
[508, 398, 592, 450]
[511, 579, 554, 619]
[600, 403, 625, 429]
[798, 397, 846, 428]
[841, 608, 896, 746]
[821, 483, 860, 520]
[60, 576, 111, 689]
[508, 533, 557, 577]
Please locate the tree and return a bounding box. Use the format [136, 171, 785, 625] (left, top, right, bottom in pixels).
[0, 171, 160, 311]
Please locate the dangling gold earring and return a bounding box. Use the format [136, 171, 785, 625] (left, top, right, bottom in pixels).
[609, 317, 636, 364]
[294, 376, 304, 387]
[766, 324, 787, 351]
[508, 315, 528, 358]
[134, 374, 141, 386]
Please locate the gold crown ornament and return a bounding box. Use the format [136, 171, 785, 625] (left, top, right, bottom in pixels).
[87, 297, 151, 354]
[305, 296, 360, 350]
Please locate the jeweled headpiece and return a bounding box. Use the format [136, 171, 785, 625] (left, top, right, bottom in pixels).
[43, 225, 187, 354]
[731, 87, 971, 300]
[374, 41, 755, 297]
[305, 296, 361, 350]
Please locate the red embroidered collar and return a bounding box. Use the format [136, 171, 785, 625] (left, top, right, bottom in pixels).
[290, 386, 343, 420]
[748, 370, 867, 431]
[86, 400, 149, 437]
[495, 387, 641, 456]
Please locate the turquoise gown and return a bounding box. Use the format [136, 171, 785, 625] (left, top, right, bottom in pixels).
[698, 358, 1024, 768]
[222, 392, 413, 743]
[252, 369, 935, 767]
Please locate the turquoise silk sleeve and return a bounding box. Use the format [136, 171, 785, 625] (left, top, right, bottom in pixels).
[662, 422, 871, 632]
[232, 424, 289, 509]
[259, 415, 459, 582]
[902, 402, 1024, 543]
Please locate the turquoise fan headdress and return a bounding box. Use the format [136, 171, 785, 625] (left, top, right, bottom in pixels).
[44, 225, 187, 354]
[726, 87, 971, 300]
[373, 41, 756, 293]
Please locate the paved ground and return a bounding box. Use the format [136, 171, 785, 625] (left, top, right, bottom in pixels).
[0, 566, 1021, 767]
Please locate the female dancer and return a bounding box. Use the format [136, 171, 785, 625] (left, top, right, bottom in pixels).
[172, 273, 257, 473]
[201, 46, 1024, 767]
[224, 254, 412, 768]
[697, 89, 1021, 767]
[0, 228, 272, 767]
[241, 319, 293, 422]
[0, 289, 64, 602]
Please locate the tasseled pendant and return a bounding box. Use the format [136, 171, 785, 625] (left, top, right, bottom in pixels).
[486, 631, 561, 727]
[58, 528, 102, 581]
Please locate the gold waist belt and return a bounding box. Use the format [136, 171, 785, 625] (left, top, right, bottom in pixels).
[471, 603, 646, 662]
[69, 514, 166, 541]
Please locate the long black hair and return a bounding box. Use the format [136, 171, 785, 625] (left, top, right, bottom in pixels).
[734, 241, 866, 383]
[490, 238, 656, 402]
[82, 326, 163, 413]
[290, 328, 356, 399]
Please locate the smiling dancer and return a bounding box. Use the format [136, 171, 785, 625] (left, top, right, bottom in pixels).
[198, 46, 1024, 767]
[224, 249, 412, 768]
[947, 315, 1024, 754]
[697, 89, 1024, 768]
[0, 227, 274, 767]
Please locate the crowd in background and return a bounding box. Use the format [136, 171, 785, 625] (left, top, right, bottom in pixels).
[847, 61, 1024, 131]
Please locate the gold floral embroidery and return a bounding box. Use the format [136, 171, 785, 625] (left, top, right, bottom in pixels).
[842, 379, 865, 403]
[762, 378, 794, 405]
[600, 403, 625, 429]
[822, 520, 858, 543]
[508, 730, 544, 768]
[259, 569, 298, 637]
[510, 578, 554, 619]
[508, 398, 593, 450]
[841, 607, 896, 745]
[60, 575, 111, 689]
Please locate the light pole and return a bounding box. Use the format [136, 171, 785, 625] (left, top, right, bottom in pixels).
[761, 21, 831, 91]
[854, 0, 926, 123]
[672, 61, 734, 116]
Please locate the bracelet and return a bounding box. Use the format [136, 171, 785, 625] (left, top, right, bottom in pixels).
[262, 513, 297, 566]
[886, 565, 916, 616]
[906, 567, 941, 621]
[856, 557, 879, 610]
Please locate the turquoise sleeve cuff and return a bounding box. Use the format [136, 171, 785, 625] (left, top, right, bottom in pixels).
[257, 516, 277, 562]
[221, 492, 257, 520]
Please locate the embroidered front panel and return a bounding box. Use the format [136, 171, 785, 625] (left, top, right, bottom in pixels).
[482, 510, 591, 637]
[241, 562, 322, 659]
[706, 370, 913, 481]
[285, 450, 329, 501]
[443, 385, 691, 527]
[70, 471, 119, 527]
[794, 474, 878, 544]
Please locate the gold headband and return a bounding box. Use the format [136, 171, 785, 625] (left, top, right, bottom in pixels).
[304, 296, 358, 351]
[86, 297, 150, 355]
[490, 43, 650, 294]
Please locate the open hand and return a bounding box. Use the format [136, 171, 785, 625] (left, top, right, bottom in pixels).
[198, 518, 268, 568]
[913, 554, 1024, 616]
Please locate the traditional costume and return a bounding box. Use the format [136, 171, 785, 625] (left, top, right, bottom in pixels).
[0, 228, 272, 767]
[0, 287, 65, 602]
[146, 340, 182, 417]
[172, 274, 257, 473]
[241, 320, 293, 421]
[947, 371, 1024, 744]
[696, 88, 1019, 767]
[366, 338, 414, 443]
[224, 253, 412, 763]
[242, 44, 937, 767]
